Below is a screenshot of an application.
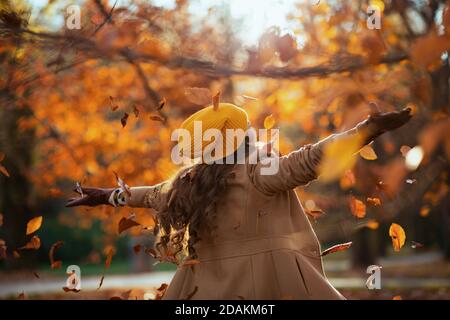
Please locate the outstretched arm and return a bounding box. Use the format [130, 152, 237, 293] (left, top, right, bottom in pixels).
[66, 182, 168, 209]
[248, 107, 412, 195]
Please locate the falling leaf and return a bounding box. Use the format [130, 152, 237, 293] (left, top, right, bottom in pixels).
[367, 197, 381, 206]
[321, 242, 352, 256]
[26, 216, 43, 235]
[109, 96, 119, 111]
[133, 244, 142, 254]
[411, 32, 450, 69]
[32, 271, 40, 279]
[0, 165, 9, 177]
[212, 91, 220, 111]
[319, 134, 362, 182]
[19, 235, 41, 250]
[263, 114, 275, 130]
[185, 87, 213, 105]
[241, 95, 258, 101]
[118, 216, 141, 234]
[349, 196, 366, 218]
[49, 240, 63, 269]
[120, 112, 129, 128]
[157, 98, 166, 110]
[13, 250, 20, 259]
[276, 33, 298, 62]
[0, 213, 3, 227]
[97, 275, 105, 290]
[155, 283, 168, 300]
[389, 223, 406, 252]
[184, 286, 198, 300]
[359, 144, 378, 160]
[406, 179, 417, 185]
[237, 295, 246, 300]
[149, 114, 165, 122]
[420, 206, 430, 217]
[305, 209, 325, 219]
[132, 105, 140, 118]
[105, 248, 114, 269]
[340, 170, 356, 189]
[365, 220, 379, 230]
[411, 241, 424, 249]
[113, 171, 131, 197]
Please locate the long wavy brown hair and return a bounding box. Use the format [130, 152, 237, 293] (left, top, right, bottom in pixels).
[155, 139, 251, 260]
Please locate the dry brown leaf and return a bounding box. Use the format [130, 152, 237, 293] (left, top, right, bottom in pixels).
[120, 112, 129, 128]
[118, 216, 140, 234]
[26, 216, 42, 235]
[62, 286, 80, 293]
[132, 104, 140, 118]
[305, 209, 325, 219]
[0, 165, 10, 177]
[349, 196, 366, 218]
[19, 235, 41, 250]
[411, 241, 424, 249]
[133, 244, 142, 254]
[149, 114, 165, 122]
[411, 32, 450, 69]
[49, 240, 63, 269]
[157, 98, 166, 111]
[105, 248, 114, 269]
[97, 275, 105, 290]
[155, 283, 168, 300]
[0, 213, 3, 227]
[32, 271, 40, 279]
[389, 223, 406, 252]
[321, 242, 352, 256]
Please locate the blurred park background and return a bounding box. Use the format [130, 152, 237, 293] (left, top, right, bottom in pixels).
[0, 0, 449, 299]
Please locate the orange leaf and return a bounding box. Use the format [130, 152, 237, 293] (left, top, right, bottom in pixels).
[365, 219, 379, 230]
[19, 235, 41, 250]
[118, 216, 140, 234]
[321, 242, 352, 256]
[392, 295, 402, 300]
[389, 223, 406, 252]
[305, 209, 325, 219]
[367, 197, 381, 206]
[0, 165, 9, 177]
[105, 248, 114, 269]
[26, 216, 43, 235]
[359, 144, 378, 160]
[263, 114, 275, 130]
[349, 196, 366, 218]
[49, 240, 63, 269]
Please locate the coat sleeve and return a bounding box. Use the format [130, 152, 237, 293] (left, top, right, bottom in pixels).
[247, 128, 360, 195]
[123, 182, 169, 210]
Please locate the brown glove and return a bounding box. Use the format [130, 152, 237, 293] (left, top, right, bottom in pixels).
[66, 187, 115, 207]
[356, 107, 413, 145]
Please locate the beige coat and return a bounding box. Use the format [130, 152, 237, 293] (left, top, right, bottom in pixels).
[126, 131, 358, 300]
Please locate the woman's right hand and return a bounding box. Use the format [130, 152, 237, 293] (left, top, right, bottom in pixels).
[65, 187, 115, 207]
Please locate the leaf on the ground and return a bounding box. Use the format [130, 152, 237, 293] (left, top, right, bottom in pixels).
[157, 98, 166, 111]
[133, 244, 142, 254]
[113, 171, 131, 197]
[19, 235, 41, 250]
[367, 197, 381, 206]
[212, 91, 220, 111]
[359, 144, 378, 160]
[184, 286, 198, 300]
[263, 114, 275, 130]
[121, 112, 129, 128]
[392, 295, 402, 300]
[185, 87, 212, 105]
[349, 196, 366, 218]
[411, 241, 424, 249]
[97, 275, 105, 290]
[118, 216, 140, 234]
[26, 216, 43, 235]
[389, 223, 406, 252]
[321, 242, 352, 256]
[49, 240, 63, 269]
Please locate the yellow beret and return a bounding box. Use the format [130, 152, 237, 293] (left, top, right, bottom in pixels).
[178, 103, 249, 161]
